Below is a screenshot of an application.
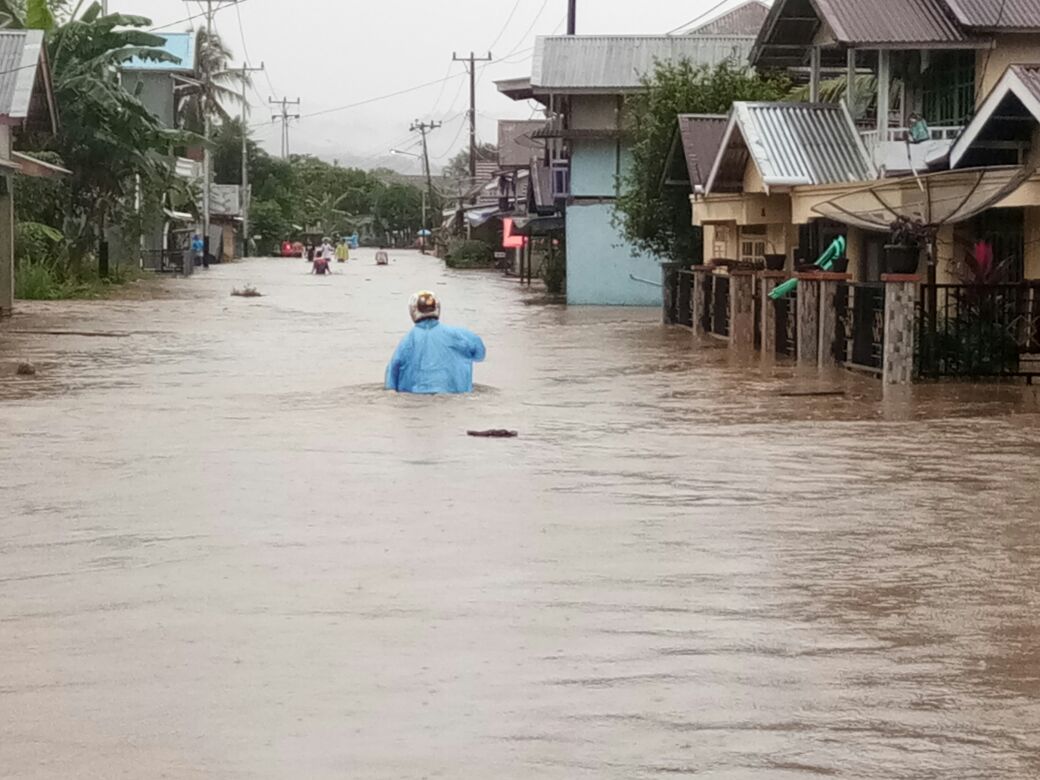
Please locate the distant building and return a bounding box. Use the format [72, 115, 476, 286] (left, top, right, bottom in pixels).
[119, 33, 201, 271]
[0, 30, 64, 315]
[498, 32, 758, 304]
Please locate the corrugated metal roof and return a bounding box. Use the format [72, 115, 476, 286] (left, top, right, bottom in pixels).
[0, 30, 44, 120]
[815, 0, 972, 44]
[684, 0, 770, 35]
[531, 35, 755, 92]
[944, 0, 1040, 29]
[708, 102, 875, 193]
[121, 32, 195, 72]
[677, 114, 728, 186]
[1011, 64, 1040, 99]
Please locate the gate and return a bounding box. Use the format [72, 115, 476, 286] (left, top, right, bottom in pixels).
[835, 283, 885, 371]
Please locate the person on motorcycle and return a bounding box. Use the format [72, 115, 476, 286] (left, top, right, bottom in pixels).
[385, 291, 486, 394]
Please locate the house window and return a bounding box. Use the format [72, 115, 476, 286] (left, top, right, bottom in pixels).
[922, 51, 975, 126]
[739, 225, 766, 264]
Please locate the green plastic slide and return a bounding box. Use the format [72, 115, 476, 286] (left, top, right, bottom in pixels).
[768, 236, 847, 300]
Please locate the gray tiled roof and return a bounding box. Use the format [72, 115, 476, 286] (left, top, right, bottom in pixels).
[677, 114, 728, 187]
[814, 0, 972, 44]
[944, 0, 1040, 29]
[684, 0, 770, 35]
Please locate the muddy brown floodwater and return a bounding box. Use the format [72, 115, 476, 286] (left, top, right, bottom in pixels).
[2, 250, 1040, 779]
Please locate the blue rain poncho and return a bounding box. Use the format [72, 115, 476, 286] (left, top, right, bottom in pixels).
[385, 319, 486, 394]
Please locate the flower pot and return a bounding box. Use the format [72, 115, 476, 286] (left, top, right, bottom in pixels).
[884, 245, 920, 275]
[830, 256, 849, 274]
[764, 253, 786, 271]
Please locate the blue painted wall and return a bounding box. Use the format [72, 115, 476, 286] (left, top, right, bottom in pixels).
[565, 140, 661, 305]
[566, 203, 661, 306]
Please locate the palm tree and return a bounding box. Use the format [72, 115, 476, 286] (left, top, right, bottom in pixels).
[177, 28, 250, 133]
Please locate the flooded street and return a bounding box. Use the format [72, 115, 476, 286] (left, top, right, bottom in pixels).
[3, 250, 1040, 778]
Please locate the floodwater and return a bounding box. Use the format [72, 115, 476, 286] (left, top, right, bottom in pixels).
[2, 250, 1040, 779]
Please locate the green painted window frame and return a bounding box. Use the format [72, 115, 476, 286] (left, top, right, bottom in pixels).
[922, 51, 976, 126]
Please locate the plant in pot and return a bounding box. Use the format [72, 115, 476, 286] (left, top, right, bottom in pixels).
[763, 242, 786, 271]
[885, 216, 932, 275]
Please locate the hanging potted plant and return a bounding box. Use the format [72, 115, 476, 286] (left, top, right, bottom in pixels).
[763, 240, 786, 271]
[885, 216, 931, 274]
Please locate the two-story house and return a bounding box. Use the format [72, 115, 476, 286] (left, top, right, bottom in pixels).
[692, 0, 1040, 285]
[498, 5, 763, 305]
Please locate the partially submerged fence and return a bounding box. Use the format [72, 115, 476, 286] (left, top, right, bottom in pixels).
[917, 282, 1040, 381]
[835, 282, 885, 372]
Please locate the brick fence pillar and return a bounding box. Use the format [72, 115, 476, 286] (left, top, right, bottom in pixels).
[882, 274, 920, 385]
[729, 270, 756, 352]
[796, 274, 821, 367]
[817, 272, 852, 367]
[760, 272, 787, 358]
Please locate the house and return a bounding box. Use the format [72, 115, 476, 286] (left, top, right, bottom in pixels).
[498, 32, 758, 304]
[691, 0, 1040, 284]
[119, 33, 199, 271]
[208, 184, 242, 262]
[0, 30, 64, 316]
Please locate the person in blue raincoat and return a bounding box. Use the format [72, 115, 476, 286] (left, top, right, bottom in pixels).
[385, 291, 486, 394]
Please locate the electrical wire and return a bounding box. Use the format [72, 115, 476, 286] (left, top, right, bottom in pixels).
[487, 0, 524, 52]
[664, 0, 731, 35]
[150, 0, 254, 32]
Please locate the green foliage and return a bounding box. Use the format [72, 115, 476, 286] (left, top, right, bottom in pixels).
[15, 221, 65, 268]
[177, 29, 248, 132]
[445, 239, 494, 268]
[541, 248, 565, 294]
[443, 143, 497, 180]
[248, 199, 290, 253]
[616, 60, 790, 263]
[373, 183, 423, 234]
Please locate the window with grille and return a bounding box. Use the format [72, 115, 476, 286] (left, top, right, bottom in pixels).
[739, 226, 766, 264]
[922, 51, 975, 126]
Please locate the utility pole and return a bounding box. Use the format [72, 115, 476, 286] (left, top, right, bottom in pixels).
[232, 62, 264, 256]
[269, 97, 301, 159]
[452, 51, 493, 183]
[567, 0, 577, 34]
[410, 120, 442, 253]
[202, 0, 214, 265]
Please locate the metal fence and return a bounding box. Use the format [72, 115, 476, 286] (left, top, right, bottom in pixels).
[141, 249, 188, 274]
[709, 274, 730, 338]
[835, 282, 885, 372]
[774, 290, 797, 358]
[917, 283, 1040, 380]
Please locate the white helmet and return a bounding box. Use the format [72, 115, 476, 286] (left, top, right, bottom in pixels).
[409, 290, 441, 323]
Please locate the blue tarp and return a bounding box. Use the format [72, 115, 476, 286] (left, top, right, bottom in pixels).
[120, 32, 195, 73]
[385, 320, 486, 394]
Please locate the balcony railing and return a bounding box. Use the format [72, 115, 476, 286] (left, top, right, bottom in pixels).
[859, 125, 963, 148]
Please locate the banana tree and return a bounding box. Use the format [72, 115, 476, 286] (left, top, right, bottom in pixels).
[16, 1, 197, 273]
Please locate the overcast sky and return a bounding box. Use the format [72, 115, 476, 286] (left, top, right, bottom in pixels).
[116, 0, 745, 173]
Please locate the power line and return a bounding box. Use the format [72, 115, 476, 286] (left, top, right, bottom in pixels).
[487, 0, 524, 51]
[270, 96, 301, 157]
[665, 0, 731, 35]
[150, 0, 254, 32]
[452, 51, 494, 182]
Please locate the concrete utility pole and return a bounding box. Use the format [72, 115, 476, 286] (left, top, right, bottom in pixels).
[452, 51, 493, 182]
[269, 97, 302, 159]
[202, 0, 215, 263]
[410, 120, 442, 253]
[232, 62, 264, 256]
[567, 0, 577, 34]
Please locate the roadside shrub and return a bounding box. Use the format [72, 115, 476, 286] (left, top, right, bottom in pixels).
[542, 251, 566, 295]
[445, 239, 494, 268]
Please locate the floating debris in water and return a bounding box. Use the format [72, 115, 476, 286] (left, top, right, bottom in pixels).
[467, 429, 518, 438]
[231, 286, 263, 298]
[15, 362, 36, 376]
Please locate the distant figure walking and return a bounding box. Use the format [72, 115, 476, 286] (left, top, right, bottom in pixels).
[191, 233, 205, 269]
[385, 291, 486, 394]
[335, 238, 349, 263]
[375, 247, 389, 266]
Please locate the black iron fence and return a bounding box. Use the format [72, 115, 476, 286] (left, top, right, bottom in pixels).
[774, 289, 797, 358]
[709, 274, 730, 338]
[835, 282, 885, 372]
[917, 283, 1040, 380]
[141, 248, 188, 273]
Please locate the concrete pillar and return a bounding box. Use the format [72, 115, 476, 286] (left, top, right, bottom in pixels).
[661, 263, 677, 324]
[796, 274, 821, 367]
[691, 267, 711, 337]
[882, 274, 920, 385]
[0, 182, 13, 317]
[817, 272, 852, 367]
[729, 270, 756, 352]
[760, 272, 786, 358]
